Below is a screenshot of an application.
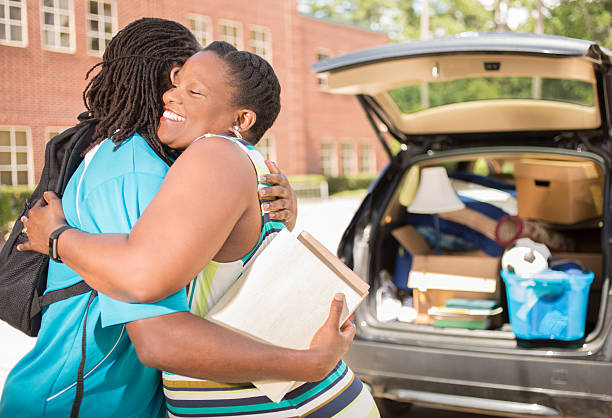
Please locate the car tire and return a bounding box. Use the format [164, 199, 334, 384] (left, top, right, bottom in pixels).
[375, 397, 413, 417]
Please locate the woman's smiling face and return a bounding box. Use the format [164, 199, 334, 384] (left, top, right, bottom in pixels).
[157, 50, 238, 151]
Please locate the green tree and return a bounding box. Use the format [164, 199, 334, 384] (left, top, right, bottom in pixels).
[299, 0, 612, 48]
[298, 0, 409, 39]
[429, 0, 496, 37]
[517, 0, 612, 48]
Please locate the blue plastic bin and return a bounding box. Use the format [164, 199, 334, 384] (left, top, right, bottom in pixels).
[501, 268, 593, 341]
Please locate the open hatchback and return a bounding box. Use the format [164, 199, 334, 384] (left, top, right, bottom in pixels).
[313, 33, 612, 417]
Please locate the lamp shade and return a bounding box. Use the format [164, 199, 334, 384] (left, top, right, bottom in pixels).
[407, 167, 465, 214]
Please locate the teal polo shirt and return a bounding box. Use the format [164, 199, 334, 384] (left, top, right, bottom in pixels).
[0, 133, 188, 417]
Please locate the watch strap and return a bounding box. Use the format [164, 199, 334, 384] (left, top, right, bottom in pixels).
[49, 224, 73, 263]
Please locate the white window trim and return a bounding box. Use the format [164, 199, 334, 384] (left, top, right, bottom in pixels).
[45, 126, 71, 142]
[0, 126, 34, 187]
[340, 141, 355, 176]
[0, 0, 28, 47]
[248, 24, 272, 63]
[41, 0, 76, 54]
[187, 13, 212, 47]
[256, 134, 276, 162]
[320, 138, 337, 176]
[316, 48, 332, 90]
[218, 18, 242, 50]
[359, 140, 375, 174]
[85, 0, 117, 57]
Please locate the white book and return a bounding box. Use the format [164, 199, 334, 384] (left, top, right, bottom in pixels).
[205, 228, 369, 402]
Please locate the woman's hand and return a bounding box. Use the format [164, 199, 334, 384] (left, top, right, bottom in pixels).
[259, 161, 298, 231]
[18, 191, 68, 255]
[306, 294, 356, 380]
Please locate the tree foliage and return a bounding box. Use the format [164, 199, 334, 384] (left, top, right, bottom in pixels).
[298, 0, 612, 48]
[544, 0, 612, 49]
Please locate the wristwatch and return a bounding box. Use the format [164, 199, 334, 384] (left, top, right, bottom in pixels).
[49, 225, 73, 263]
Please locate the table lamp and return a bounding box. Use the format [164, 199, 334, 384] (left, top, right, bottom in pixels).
[407, 166, 465, 254]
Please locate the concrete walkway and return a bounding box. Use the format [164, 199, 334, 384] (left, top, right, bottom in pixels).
[0, 322, 35, 390]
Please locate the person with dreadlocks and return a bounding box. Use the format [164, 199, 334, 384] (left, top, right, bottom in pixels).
[0, 18, 347, 418]
[15, 40, 379, 417]
[83, 17, 297, 220]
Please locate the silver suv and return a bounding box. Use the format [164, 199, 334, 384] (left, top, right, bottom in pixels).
[314, 33, 612, 417]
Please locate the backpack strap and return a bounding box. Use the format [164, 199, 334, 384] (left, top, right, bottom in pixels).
[29, 281, 93, 321]
[70, 289, 98, 418]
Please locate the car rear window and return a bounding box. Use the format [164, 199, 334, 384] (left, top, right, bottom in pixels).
[388, 77, 595, 114]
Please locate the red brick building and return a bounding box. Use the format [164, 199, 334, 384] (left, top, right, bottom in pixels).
[0, 0, 388, 187]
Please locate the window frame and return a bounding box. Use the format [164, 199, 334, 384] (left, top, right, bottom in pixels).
[40, 0, 76, 53]
[85, 0, 117, 56]
[256, 134, 276, 162]
[45, 126, 71, 142]
[248, 24, 272, 63]
[359, 141, 375, 174]
[320, 139, 336, 176]
[0, 126, 34, 187]
[187, 13, 211, 47]
[218, 19, 242, 49]
[340, 141, 354, 176]
[0, 0, 28, 47]
[316, 48, 332, 90]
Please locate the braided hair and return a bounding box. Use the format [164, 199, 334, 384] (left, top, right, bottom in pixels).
[83, 18, 201, 156]
[203, 41, 281, 145]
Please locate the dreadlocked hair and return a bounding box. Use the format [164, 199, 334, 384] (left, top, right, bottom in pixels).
[204, 41, 281, 145]
[83, 17, 201, 155]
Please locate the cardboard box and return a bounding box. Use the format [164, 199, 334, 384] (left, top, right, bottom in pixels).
[514, 159, 603, 224]
[391, 225, 501, 324]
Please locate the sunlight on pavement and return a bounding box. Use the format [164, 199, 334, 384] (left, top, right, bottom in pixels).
[0, 320, 36, 391]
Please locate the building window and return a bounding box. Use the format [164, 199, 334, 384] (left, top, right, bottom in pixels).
[340, 142, 354, 175]
[219, 20, 241, 49]
[45, 126, 70, 142]
[86, 0, 116, 55]
[320, 140, 335, 176]
[359, 141, 375, 173]
[256, 135, 276, 162]
[187, 14, 211, 47]
[0, 0, 27, 46]
[0, 127, 32, 186]
[41, 0, 75, 53]
[316, 49, 331, 89]
[248, 25, 271, 62]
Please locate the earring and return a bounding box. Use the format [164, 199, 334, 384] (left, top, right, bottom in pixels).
[232, 126, 243, 139]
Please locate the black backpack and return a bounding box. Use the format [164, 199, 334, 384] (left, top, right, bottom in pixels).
[0, 113, 173, 417]
[0, 114, 97, 337]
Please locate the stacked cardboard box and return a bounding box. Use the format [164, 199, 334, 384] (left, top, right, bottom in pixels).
[514, 159, 603, 224]
[392, 225, 501, 325]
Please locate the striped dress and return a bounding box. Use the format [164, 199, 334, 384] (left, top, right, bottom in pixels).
[162, 134, 379, 417]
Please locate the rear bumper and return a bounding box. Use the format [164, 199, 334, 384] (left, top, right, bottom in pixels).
[344, 338, 612, 417]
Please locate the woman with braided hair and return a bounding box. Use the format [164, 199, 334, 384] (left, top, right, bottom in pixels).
[0, 18, 351, 418]
[11, 26, 379, 418]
